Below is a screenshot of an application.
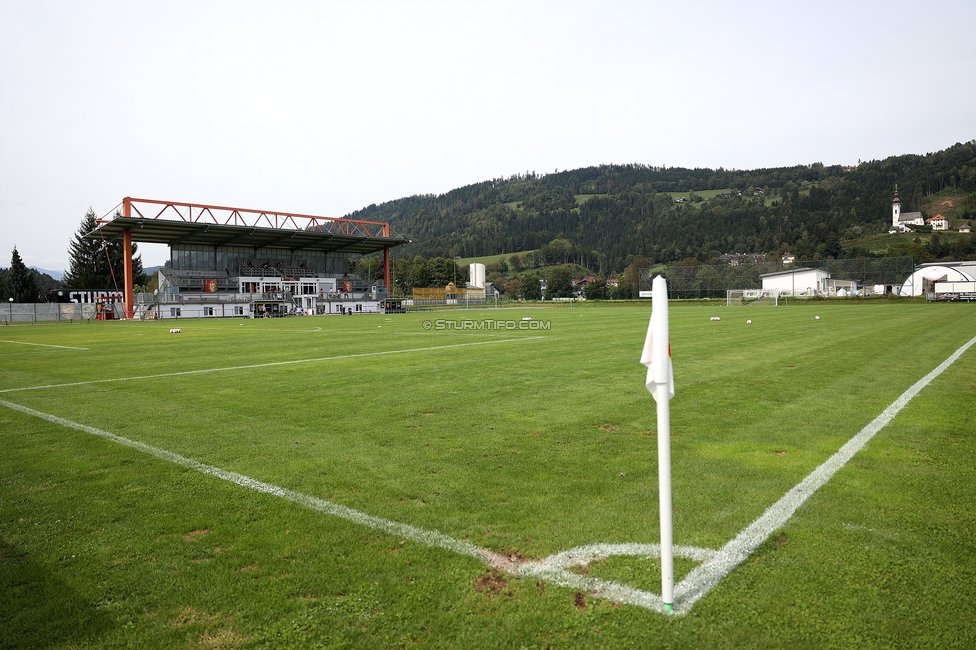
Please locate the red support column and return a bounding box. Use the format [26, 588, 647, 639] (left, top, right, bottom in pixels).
[122, 197, 134, 319]
[123, 228, 134, 319]
[382, 223, 391, 292]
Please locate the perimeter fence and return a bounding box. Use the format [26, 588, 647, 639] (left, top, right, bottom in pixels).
[641, 256, 916, 300]
[1, 303, 101, 323]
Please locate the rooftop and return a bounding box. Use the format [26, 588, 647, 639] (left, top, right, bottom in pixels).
[91, 197, 409, 256]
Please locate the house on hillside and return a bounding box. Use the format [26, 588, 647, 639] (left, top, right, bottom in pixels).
[891, 186, 925, 232]
[926, 214, 949, 231]
[782, 253, 796, 265]
[719, 253, 766, 266]
[573, 276, 596, 288]
[959, 223, 972, 233]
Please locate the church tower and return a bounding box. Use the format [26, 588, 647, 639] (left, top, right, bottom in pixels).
[892, 185, 901, 229]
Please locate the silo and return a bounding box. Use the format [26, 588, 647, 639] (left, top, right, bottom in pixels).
[469, 262, 486, 288]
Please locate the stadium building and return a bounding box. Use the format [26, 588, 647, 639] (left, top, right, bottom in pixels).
[92, 197, 409, 319]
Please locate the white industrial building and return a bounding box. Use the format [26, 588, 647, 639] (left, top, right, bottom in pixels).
[760, 268, 831, 296]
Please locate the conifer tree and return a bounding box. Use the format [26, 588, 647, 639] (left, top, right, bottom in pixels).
[9, 247, 40, 302]
[63, 209, 146, 289]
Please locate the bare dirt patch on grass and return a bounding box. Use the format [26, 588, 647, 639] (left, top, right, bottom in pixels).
[196, 628, 249, 649]
[931, 196, 964, 212]
[172, 607, 221, 629]
[183, 529, 211, 542]
[474, 571, 509, 595]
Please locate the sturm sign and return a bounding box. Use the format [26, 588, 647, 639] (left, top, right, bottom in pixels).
[49, 290, 125, 303]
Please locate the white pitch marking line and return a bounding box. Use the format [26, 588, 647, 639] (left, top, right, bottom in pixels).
[0, 337, 544, 394]
[184, 326, 324, 333]
[671, 331, 976, 615]
[0, 340, 89, 350]
[0, 398, 672, 612]
[540, 543, 717, 570]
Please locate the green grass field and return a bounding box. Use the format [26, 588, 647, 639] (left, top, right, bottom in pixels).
[670, 188, 735, 202]
[2, 301, 976, 648]
[455, 250, 538, 267]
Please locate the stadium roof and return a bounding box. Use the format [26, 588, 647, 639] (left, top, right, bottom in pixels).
[91, 197, 409, 255]
[758, 267, 827, 278]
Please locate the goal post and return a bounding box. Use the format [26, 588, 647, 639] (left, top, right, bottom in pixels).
[726, 289, 781, 307]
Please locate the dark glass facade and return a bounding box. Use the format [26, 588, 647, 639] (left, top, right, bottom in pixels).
[170, 244, 348, 276]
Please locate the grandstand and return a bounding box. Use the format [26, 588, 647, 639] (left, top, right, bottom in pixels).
[92, 197, 409, 319]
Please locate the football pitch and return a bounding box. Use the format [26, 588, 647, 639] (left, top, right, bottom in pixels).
[2, 300, 975, 648]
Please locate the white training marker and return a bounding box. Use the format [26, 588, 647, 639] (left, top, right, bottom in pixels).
[746, 320, 752, 324]
[710, 317, 721, 321]
[815, 316, 821, 320]
[170, 328, 182, 333]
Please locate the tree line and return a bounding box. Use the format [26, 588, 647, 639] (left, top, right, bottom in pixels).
[0, 248, 44, 302]
[346, 141, 976, 272]
[9, 141, 976, 302]
[2, 209, 148, 303]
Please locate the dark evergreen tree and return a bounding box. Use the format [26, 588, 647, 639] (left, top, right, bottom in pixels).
[63, 209, 146, 289]
[9, 247, 40, 302]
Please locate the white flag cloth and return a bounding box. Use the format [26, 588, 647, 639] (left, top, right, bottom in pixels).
[640, 275, 674, 401]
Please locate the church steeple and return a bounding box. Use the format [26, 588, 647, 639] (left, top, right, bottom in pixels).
[892, 185, 901, 228]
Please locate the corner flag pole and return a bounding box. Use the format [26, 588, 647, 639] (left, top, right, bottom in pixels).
[640, 275, 675, 612]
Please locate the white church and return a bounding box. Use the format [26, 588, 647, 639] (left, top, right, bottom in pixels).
[890, 186, 924, 232]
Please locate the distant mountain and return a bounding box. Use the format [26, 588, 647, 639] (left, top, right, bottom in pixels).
[144, 265, 164, 276]
[344, 141, 976, 272]
[30, 266, 63, 281]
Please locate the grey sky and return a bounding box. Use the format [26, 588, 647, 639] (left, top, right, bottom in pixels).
[2, 0, 974, 271]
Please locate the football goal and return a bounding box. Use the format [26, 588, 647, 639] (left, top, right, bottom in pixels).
[726, 289, 783, 306]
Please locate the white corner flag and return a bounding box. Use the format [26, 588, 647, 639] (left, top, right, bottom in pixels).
[640, 274, 675, 613]
[640, 276, 674, 402]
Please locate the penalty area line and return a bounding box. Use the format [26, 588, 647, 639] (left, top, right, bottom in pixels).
[671, 331, 976, 615]
[0, 336, 544, 394]
[0, 340, 89, 350]
[0, 398, 674, 613]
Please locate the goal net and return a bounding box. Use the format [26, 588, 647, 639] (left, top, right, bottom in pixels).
[727, 289, 782, 307]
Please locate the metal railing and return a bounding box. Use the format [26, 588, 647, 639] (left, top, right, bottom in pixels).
[1, 303, 99, 323]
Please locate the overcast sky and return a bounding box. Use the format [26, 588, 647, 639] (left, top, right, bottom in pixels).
[2, 0, 974, 271]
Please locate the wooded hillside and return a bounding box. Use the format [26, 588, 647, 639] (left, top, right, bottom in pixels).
[345, 141, 976, 273]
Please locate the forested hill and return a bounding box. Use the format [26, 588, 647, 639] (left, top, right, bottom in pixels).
[344, 141, 976, 273]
